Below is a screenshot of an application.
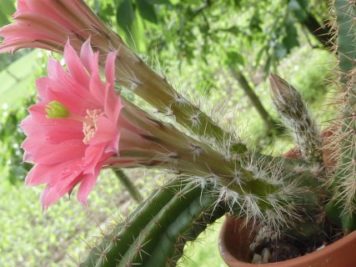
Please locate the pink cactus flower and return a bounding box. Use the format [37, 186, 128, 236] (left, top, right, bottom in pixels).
[0, 0, 121, 53]
[21, 39, 122, 208]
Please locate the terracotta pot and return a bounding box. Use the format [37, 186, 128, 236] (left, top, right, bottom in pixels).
[219, 216, 356, 267]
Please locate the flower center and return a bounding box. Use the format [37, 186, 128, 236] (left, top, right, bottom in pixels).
[45, 101, 70, 118]
[82, 109, 102, 144]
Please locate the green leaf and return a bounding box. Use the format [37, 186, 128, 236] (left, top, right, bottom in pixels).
[116, 0, 135, 36]
[0, 10, 9, 27]
[282, 23, 299, 52]
[273, 43, 287, 59]
[232, 0, 242, 8]
[116, 0, 146, 52]
[255, 46, 266, 67]
[0, 0, 15, 27]
[132, 8, 146, 52]
[222, 26, 240, 35]
[288, 0, 308, 21]
[225, 51, 245, 67]
[146, 0, 171, 4]
[136, 0, 158, 23]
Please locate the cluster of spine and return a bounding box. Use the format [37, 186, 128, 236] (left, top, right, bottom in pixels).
[328, 0, 356, 230]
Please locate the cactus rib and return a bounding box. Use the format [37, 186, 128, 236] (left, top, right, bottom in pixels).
[80, 179, 225, 267]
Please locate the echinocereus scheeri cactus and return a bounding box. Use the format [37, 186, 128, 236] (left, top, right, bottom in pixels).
[23, 38, 316, 224]
[0, 0, 238, 147]
[1, 0, 354, 266]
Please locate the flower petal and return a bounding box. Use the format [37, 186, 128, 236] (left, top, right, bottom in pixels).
[64, 40, 89, 87]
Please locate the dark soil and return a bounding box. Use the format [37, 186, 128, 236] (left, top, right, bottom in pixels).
[249, 221, 344, 263]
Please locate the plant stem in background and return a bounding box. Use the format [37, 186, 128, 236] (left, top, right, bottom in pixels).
[229, 68, 282, 134]
[113, 169, 143, 203]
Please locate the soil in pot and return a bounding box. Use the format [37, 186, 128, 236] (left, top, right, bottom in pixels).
[220, 216, 353, 265]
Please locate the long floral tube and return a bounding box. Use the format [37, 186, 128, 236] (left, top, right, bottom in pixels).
[0, 0, 240, 146]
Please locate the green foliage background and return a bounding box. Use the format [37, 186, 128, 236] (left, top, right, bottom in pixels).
[0, 0, 338, 266]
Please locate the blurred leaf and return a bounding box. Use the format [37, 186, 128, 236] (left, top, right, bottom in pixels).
[0, 10, 9, 26]
[288, 0, 308, 21]
[255, 46, 266, 67]
[225, 51, 245, 67]
[132, 8, 147, 52]
[136, 0, 158, 23]
[295, 0, 308, 9]
[249, 12, 262, 32]
[146, 0, 170, 4]
[232, 0, 242, 8]
[264, 56, 272, 73]
[273, 43, 287, 59]
[97, 2, 115, 23]
[116, 0, 135, 35]
[116, 0, 146, 52]
[221, 26, 240, 35]
[0, 0, 15, 26]
[283, 23, 299, 52]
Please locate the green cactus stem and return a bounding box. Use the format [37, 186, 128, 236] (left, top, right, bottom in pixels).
[334, 0, 355, 76]
[111, 34, 243, 149]
[82, 163, 321, 266]
[119, 99, 282, 199]
[80, 179, 226, 267]
[326, 0, 356, 232]
[118, 100, 322, 230]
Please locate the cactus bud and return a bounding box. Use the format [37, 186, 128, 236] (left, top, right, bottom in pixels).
[269, 74, 323, 166]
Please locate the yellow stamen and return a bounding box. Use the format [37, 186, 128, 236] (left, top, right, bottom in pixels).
[83, 109, 102, 144]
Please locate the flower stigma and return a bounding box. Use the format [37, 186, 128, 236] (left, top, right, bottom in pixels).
[45, 101, 70, 119]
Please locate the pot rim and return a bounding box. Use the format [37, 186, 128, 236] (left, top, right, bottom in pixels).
[219, 216, 356, 267]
